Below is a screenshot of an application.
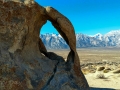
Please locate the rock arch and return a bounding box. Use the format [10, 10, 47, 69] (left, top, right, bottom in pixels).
[41, 6, 83, 76]
[0, 0, 89, 90]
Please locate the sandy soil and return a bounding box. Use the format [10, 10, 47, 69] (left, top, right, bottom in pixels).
[81, 61, 120, 90]
[86, 72, 120, 89]
[49, 48, 120, 90]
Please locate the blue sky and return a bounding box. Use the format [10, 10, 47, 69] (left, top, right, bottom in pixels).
[35, 0, 120, 35]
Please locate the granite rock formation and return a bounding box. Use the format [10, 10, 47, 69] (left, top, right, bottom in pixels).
[0, 0, 89, 90]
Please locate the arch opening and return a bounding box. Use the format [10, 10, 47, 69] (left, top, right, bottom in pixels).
[39, 20, 69, 61]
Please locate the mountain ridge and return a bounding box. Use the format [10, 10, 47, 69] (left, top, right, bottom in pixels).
[40, 30, 120, 49]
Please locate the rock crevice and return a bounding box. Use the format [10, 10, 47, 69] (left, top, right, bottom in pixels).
[0, 0, 89, 90]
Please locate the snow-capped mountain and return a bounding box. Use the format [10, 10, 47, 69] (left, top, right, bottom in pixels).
[40, 30, 120, 49]
[40, 33, 68, 49]
[103, 30, 120, 46]
[76, 33, 105, 48]
[93, 33, 103, 41]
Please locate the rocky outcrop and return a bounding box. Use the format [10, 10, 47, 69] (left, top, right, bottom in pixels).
[0, 0, 89, 90]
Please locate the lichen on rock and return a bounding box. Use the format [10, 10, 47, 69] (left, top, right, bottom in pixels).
[0, 0, 89, 90]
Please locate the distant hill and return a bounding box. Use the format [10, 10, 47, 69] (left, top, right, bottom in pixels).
[40, 30, 120, 49]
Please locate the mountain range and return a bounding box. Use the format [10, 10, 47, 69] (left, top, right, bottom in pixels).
[40, 30, 120, 49]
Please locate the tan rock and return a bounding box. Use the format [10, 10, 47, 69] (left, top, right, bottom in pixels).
[0, 0, 89, 89]
[82, 68, 91, 75]
[103, 67, 111, 73]
[112, 68, 120, 73]
[96, 66, 105, 71]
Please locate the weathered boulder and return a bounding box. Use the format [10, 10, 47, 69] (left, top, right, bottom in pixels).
[96, 66, 105, 71]
[0, 0, 89, 90]
[112, 68, 120, 73]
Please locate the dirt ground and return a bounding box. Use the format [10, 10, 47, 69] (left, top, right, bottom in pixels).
[48, 47, 120, 90]
[48, 47, 120, 63]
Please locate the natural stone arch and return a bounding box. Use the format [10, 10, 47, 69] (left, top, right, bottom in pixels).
[0, 0, 89, 90]
[40, 6, 89, 89]
[39, 6, 81, 74]
[44, 6, 82, 75]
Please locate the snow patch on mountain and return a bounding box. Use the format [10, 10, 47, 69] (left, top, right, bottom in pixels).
[93, 33, 103, 40]
[40, 30, 120, 49]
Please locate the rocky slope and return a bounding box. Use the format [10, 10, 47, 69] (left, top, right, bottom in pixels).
[40, 30, 120, 49]
[0, 0, 89, 90]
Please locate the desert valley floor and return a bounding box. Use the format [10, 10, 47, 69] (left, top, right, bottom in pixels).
[48, 47, 120, 63]
[48, 47, 120, 90]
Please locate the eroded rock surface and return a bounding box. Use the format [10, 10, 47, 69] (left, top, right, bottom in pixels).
[0, 0, 89, 90]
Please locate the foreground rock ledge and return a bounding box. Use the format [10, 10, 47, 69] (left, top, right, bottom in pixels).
[0, 0, 89, 90]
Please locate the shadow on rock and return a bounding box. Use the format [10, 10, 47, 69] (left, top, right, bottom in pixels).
[90, 87, 115, 90]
